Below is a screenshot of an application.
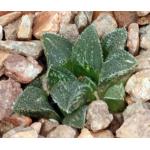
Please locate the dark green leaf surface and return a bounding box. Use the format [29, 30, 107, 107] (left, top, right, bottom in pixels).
[51, 79, 94, 114]
[79, 76, 97, 102]
[98, 50, 137, 97]
[71, 25, 103, 83]
[42, 67, 76, 94]
[102, 28, 127, 59]
[104, 82, 126, 113]
[42, 33, 72, 67]
[13, 86, 59, 120]
[98, 72, 132, 100]
[99, 50, 137, 83]
[63, 105, 87, 129]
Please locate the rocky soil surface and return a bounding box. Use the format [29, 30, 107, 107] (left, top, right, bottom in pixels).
[0, 11, 150, 138]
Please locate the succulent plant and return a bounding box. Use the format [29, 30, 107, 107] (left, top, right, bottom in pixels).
[13, 24, 137, 129]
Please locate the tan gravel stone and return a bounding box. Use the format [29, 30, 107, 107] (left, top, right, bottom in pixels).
[125, 70, 150, 102]
[78, 128, 93, 138]
[59, 23, 79, 43]
[140, 24, 150, 50]
[93, 12, 117, 38]
[137, 11, 149, 17]
[0, 12, 22, 26]
[136, 50, 150, 71]
[123, 102, 150, 120]
[31, 122, 42, 134]
[4, 19, 20, 40]
[86, 100, 113, 132]
[3, 126, 38, 138]
[75, 12, 89, 30]
[47, 125, 78, 138]
[59, 11, 74, 24]
[17, 14, 34, 40]
[4, 54, 43, 83]
[4, 114, 32, 127]
[116, 111, 150, 138]
[75, 11, 93, 25]
[0, 78, 22, 120]
[40, 119, 59, 137]
[33, 11, 60, 39]
[127, 23, 139, 56]
[114, 11, 137, 27]
[0, 40, 42, 59]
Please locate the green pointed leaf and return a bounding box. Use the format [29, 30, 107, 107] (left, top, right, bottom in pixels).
[42, 67, 77, 94]
[42, 33, 72, 67]
[98, 72, 132, 100]
[100, 50, 137, 83]
[51, 79, 94, 114]
[71, 25, 103, 83]
[63, 105, 87, 129]
[13, 86, 59, 120]
[98, 50, 137, 97]
[102, 28, 127, 58]
[58, 77, 96, 116]
[79, 76, 97, 102]
[104, 83, 126, 113]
